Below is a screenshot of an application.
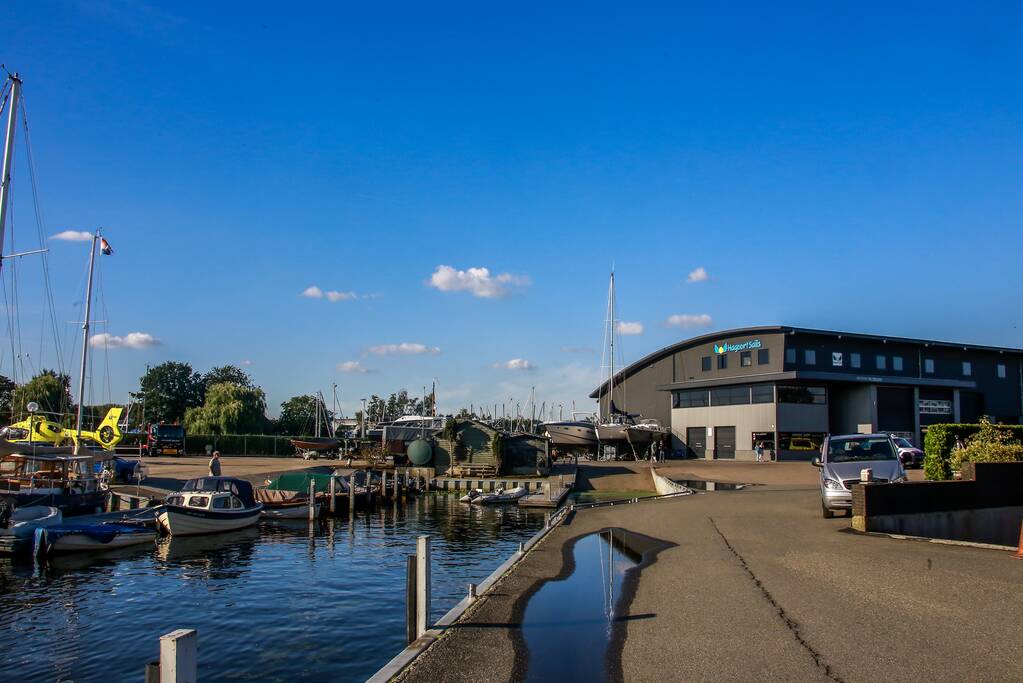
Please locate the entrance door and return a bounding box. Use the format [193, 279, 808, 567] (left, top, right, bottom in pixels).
[686, 427, 706, 459]
[715, 426, 736, 459]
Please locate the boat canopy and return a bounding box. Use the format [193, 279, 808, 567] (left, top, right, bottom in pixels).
[181, 477, 257, 506]
[263, 472, 336, 494]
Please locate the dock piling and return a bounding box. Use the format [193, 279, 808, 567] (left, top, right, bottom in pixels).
[329, 475, 336, 515]
[144, 661, 159, 683]
[393, 468, 399, 497]
[349, 475, 356, 515]
[468, 582, 477, 602]
[158, 628, 197, 683]
[416, 535, 431, 638]
[405, 554, 417, 644]
[382, 470, 387, 497]
[308, 480, 316, 521]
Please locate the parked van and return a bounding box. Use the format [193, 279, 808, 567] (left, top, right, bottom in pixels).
[813, 433, 906, 518]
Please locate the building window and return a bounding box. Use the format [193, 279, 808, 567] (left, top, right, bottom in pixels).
[876, 355, 886, 370]
[718, 354, 728, 370]
[751, 384, 773, 404]
[672, 389, 709, 408]
[710, 385, 751, 406]
[805, 350, 816, 365]
[851, 353, 861, 368]
[758, 348, 769, 365]
[740, 351, 752, 367]
[962, 361, 972, 376]
[997, 363, 1007, 379]
[777, 385, 827, 405]
[701, 356, 711, 372]
[785, 348, 796, 364]
[893, 356, 903, 371]
[924, 358, 934, 374]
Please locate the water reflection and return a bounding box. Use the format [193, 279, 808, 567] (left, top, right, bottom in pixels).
[0, 492, 545, 682]
[522, 530, 640, 683]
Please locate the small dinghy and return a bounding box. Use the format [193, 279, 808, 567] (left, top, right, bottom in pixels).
[34, 522, 157, 555]
[470, 486, 529, 505]
[260, 500, 321, 519]
[459, 489, 483, 504]
[0, 504, 62, 553]
[157, 477, 263, 536]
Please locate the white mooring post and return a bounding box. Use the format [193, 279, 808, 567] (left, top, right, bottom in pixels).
[468, 582, 477, 602]
[159, 629, 197, 683]
[416, 535, 432, 638]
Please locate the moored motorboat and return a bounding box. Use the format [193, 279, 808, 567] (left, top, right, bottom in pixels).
[35, 522, 157, 554]
[260, 501, 321, 519]
[471, 486, 529, 505]
[157, 477, 263, 536]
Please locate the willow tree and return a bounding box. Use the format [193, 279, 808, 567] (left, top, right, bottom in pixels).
[185, 382, 268, 435]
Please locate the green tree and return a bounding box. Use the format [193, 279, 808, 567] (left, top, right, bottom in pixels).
[278, 395, 319, 435]
[0, 374, 14, 421]
[11, 369, 73, 419]
[203, 365, 253, 390]
[136, 362, 205, 424]
[185, 382, 268, 435]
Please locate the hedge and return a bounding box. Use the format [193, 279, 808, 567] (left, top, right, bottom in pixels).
[184, 434, 324, 457]
[924, 423, 1023, 480]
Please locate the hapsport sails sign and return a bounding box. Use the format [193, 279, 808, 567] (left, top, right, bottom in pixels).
[713, 339, 762, 354]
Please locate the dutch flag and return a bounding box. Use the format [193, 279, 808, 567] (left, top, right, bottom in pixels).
[100, 238, 113, 256]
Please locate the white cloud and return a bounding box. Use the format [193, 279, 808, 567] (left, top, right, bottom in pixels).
[90, 332, 160, 349]
[337, 360, 373, 373]
[666, 313, 713, 329]
[52, 230, 94, 242]
[303, 285, 364, 302]
[240, 359, 254, 366]
[616, 321, 644, 336]
[426, 265, 530, 298]
[493, 358, 535, 371]
[367, 342, 441, 356]
[687, 266, 709, 283]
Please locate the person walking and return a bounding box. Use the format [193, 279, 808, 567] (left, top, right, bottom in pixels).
[755, 441, 764, 463]
[208, 450, 222, 477]
[657, 441, 665, 463]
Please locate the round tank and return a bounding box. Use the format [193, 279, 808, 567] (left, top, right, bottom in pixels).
[407, 439, 433, 465]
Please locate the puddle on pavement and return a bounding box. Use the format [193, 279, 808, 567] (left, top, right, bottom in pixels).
[674, 480, 745, 491]
[521, 530, 641, 682]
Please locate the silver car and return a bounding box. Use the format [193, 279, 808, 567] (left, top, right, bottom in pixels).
[813, 433, 907, 518]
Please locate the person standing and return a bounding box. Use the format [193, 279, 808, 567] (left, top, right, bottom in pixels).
[208, 450, 222, 477]
[755, 441, 764, 463]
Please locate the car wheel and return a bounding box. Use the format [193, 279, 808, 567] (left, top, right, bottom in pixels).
[822, 503, 835, 519]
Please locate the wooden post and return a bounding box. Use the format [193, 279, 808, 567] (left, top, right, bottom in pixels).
[416, 535, 431, 638]
[329, 475, 336, 515]
[349, 474, 356, 515]
[159, 629, 197, 683]
[468, 582, 477, 602]
[144, 661, 160, 683]
[308, 479, 316, 521]
[405, 554, 417, 644]
[381, 469, 387, 497]
[393, 468, 399, 497]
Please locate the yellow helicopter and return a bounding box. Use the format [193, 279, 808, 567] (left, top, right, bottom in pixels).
[4, 405, 125, 451]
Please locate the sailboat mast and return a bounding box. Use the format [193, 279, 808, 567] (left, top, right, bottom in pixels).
[0, 73, 22, 264]
[608, 271, 615, 419]
[74, 231, 99, 449]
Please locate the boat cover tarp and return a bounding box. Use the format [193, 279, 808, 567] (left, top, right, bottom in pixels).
[33, 523, 152, 554]
[263, 472, 336, 494]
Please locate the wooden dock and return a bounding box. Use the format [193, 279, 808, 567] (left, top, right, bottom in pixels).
[518, 478, 573, 508]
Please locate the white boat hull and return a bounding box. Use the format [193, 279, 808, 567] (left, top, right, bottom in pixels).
[471, 487, 529, 504]
[544, 422, 598, 446]
[261, 503, 320, 519]
[595, 423, 630, 442]
[157, 505, 262, 536]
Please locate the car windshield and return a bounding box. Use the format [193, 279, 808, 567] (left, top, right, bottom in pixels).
[827, 437, 896, 463]
[894, 437, 913, 448]
[154, 425, 184, 439]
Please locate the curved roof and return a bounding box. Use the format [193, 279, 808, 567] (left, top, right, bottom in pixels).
[588, 325, 1023, 398]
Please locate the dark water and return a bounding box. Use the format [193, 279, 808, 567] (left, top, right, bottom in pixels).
[0, 494, 546, 682]
[522, 530, 639, 682]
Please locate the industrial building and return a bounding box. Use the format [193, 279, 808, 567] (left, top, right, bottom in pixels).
[590, 326, 1023, 461]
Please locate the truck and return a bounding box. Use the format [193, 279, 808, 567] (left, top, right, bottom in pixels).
[144, 423, 186, 456]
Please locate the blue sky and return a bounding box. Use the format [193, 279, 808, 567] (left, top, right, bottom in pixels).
[1, 1, 1021, 418]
